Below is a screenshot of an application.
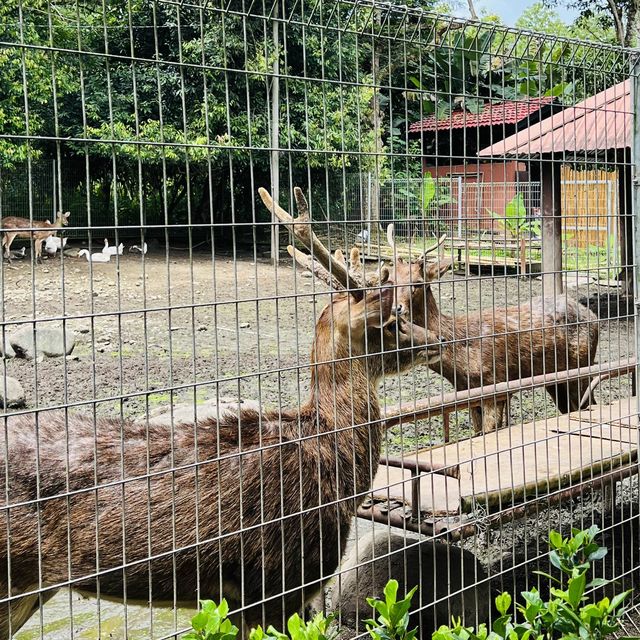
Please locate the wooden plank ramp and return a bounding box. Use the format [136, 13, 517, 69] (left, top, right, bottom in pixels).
[360, 398, 639, 534]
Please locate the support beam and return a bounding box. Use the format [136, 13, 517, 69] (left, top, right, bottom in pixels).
[617, 151, 633, 295]
[270, 1, 280, 265]
[541, 160, 563, 295]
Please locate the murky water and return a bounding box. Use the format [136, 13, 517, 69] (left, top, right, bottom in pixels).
[16, 590, 196, 640]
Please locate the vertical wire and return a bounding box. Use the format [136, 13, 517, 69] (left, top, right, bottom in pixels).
[99, 0, 126, 634]
[16, 3, 45, 638]
[45, 0, 73, 635]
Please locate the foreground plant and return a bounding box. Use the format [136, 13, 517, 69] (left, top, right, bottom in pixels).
[183, 599, 239, 640]
[364, 579, 418, 640]
[433, 526, 631, 640]
[250, 611, 338, 640]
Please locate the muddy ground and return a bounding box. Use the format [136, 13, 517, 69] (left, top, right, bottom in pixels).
[5, 246, 638, 639]
[2, 247, 633, 443]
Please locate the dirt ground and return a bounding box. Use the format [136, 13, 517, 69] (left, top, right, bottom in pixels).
[5, 246, 639, 639]
[2, 246, 633, 445]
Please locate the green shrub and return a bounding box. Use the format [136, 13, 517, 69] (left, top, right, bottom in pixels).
[182, 599, 239, 640]
[249, 611, 338, 640]
[433, 525, 631, 640]
[364, 579, 418, 640]
[183, 527, 630, 640]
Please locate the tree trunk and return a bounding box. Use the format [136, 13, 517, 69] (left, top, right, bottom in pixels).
[368, 9, 383, 251]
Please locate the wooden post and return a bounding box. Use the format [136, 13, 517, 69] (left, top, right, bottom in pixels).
[270, 1, 280, 265]
[617, 152, 633, 295]
[541, 160, 563, 295]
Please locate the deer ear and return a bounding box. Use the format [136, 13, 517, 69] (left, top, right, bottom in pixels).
[350, 287, 393, 331]
[422, 259, 452, 282]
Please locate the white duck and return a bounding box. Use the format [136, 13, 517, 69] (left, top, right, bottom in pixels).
[78, 249, 112, 263]
[44, 236, 67, 256]
[9, 247, 26, 260]
[129, 242, 148, 254]
[102, 239, 124, 256]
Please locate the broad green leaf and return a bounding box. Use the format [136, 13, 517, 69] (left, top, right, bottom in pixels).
[287, 613, 302, 639]
[609, 589, 632, 612]
[495, 592, 512, 616]
[504, 193, 526, 227]
[384, 579, 399, 607]
[586, 547, 608, 562]
[191, 611, 209, 632]
[218, 599, 230, 619]
[567, 572, 586, 607]
[422, 173, 436, 212]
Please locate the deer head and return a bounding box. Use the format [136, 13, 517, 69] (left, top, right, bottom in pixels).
[385, 224, 452, 326]
[55, 211, 71, 226]
[258, 188, 442, 377]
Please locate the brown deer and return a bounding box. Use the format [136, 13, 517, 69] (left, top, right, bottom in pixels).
[385, 225, 599, 433]
[1, 211, 70, 264]
[0, 189, 442, 638]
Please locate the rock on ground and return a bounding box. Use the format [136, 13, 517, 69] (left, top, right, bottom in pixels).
[0, 336, 15, 359]
[0, 376, 25, 408]
[9, 327, 76, 360]
[332, 532, 492, 638]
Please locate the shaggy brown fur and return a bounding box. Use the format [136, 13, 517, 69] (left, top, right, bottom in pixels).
[387, 258, 599, 433]
[0, 287, 441, 637]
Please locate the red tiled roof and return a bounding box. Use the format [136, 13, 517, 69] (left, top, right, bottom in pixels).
[408, 97, 555, 133]
[477, 80, 630, 158]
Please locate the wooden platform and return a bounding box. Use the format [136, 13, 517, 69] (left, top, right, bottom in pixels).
[359, 398, 639, 538]
[357, 237, 542, 272]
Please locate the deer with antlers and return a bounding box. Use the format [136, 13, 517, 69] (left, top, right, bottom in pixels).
[2, 211, 70, 264]
[384, 225, 599, 433]
[0, 189, 442, 638]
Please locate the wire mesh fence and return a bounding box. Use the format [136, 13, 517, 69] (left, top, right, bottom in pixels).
[0, 1, 638, 639]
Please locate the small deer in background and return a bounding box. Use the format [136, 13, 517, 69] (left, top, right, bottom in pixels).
[385, 225, 599, 433]
[1, 211, 70, 264]
[0, 189, 442, 638]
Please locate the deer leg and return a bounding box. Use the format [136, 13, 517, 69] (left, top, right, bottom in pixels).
[2, 234, 15, 262]
[34, 238, 43, 265]
[569, 379, 595, 411]
[481, 401, 504, 433]
[546, 383, 570, 414]
[470, 407, 484, 435]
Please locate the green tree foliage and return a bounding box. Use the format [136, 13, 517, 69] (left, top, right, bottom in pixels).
[0, 0, 632, 230]
[1, 0, 380, 226]
[544, 0, 637, 46]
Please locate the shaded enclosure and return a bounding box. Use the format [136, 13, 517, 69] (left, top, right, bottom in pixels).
[0, 2, 639, 640]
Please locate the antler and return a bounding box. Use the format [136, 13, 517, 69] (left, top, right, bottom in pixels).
[422, 233, 447, 259]
[258, 187, 362, 296]
[386, 223, 447, 262]
[386, 223, 396, 253]
[286, 246, 345, 290]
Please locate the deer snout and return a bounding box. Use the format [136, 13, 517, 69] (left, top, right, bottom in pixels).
[391, 303, 404, 316]
[416, 330, 442, 365]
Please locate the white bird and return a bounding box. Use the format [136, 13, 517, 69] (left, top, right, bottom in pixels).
[44, 236, 67, 256]
[78, 249, 112, 263]
[102, 239, 124, 256]
[129, 242, 148, 254]
[356, 229, 369, 242]
[9, 247, 26, 259]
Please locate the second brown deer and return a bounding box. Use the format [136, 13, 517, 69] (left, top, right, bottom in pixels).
[0, 189, 442, 638]
[1, 210, 70, 264]
[385, 225, 599, 433]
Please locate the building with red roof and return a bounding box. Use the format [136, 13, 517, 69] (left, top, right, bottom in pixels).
[408, 97, 561, 233]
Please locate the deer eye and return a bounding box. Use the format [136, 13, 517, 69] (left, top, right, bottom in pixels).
[412, 284, 424, 294]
